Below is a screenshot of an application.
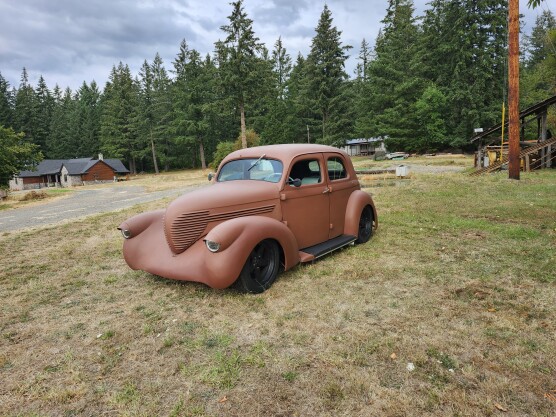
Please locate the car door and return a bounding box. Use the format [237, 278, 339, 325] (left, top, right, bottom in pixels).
[325, 153, 359, 239]
[280, 153, 330, 249]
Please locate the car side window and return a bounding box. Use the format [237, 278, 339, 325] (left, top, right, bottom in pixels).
[327, 157, 347, 181]
[289, 159, 322, 186]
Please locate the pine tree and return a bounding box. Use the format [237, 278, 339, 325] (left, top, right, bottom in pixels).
[421, 0, 508, 146]
[100, 63, 140, 173]
[150, 54, 173, 171]
[305, 5, 351, 144]
[525, 10, 556, 68]
[355, 39, 372, 81]
[261, 38, 293, 144]
[75, 81, 101, 157]
[521, 12, 556, 106]
[364, 0, 424, 150]
[48, 86, 76, 158]
[0, 72, 14, 128]
[14, 68, 36, 144]
[172, 42, 221, 169]
[34, 75, 54, 155]
[287, 54, 316, 143]
[218, 0, 263, 148]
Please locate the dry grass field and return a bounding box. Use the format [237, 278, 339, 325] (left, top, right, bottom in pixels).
[1, 165, 555, 416]
[0, 189, 75, 211]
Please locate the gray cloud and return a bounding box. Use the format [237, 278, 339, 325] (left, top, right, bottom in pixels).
[0, 0, 540, 90]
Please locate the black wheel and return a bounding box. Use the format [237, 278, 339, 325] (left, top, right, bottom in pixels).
[236, 240, 280, 293]
[355, 205, 373, 244]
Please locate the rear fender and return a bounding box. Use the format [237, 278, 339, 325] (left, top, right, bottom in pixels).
[205, 216, 300, 273]
[343, 191, 378, 236]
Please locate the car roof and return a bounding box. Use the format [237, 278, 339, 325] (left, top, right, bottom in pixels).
[221, 144, 348, 167]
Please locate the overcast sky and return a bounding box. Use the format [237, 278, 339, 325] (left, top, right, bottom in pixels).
[0, 0, 543, 91]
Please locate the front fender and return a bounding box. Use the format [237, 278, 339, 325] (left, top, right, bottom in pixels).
[343, 190, 378, 236]
[205, 215, 300, 271]
[118, 209, 165, 240]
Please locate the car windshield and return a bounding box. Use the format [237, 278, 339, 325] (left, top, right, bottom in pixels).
[217, 158, 284, 183]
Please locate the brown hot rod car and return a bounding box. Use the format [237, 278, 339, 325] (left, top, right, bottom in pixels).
[118, 144, 377, 293]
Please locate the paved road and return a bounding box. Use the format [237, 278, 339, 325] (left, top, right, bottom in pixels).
[0, 185, 199, 233]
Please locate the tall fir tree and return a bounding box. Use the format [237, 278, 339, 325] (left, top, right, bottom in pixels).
[421, 0, 508, 146]
[364, 0, 425, 150]
[48, 86, 76, 158]
[14, 68, 36, 144]
[305, 5, 352, 144]
[0, 72, 14, 128]
[172, 41, 223, 169]
[33, 75, 54, 155]
[262, 38, 294, 144]
[218, 0, 263, 148]
[524, 10, 556, 68]
[100, 63, 140, 173]
[71, 81, 102, 157]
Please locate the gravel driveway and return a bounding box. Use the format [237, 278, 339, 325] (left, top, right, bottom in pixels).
[0, 185, 200, 233]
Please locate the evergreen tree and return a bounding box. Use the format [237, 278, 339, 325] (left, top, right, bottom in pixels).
[355, 39, 372, 81]
[0, 72, 14, 128]
[218, 0, 263, 148]
[521, 16, 556, 107]
[364, 0, 424, 150]
[421, 0, 508, 146]
[136, 55, 171, 173]
[524, 10, 556, 68]
[172, 41, 223, 169]
[0, 125, 43, 188]
[262, 38, 294, 144]
[74, 81, 101, 157]
[305, 5, 351, 144]
[14, 68, 36, 144]
[287, 54, 316, 143]
[150, 54, 173, 171]
[414, 84, 448, 151]
[48, 86, 77, 158]
[33, 75, 54, 155]
[100, 63, 140, 173]
[247, 46, 276, 138]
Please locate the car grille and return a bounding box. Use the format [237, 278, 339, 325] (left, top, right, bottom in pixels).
[166, 205, 275, 254]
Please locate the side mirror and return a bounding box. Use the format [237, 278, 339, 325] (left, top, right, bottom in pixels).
[208, 172, 214, 181]
[287, 178, 302, 188]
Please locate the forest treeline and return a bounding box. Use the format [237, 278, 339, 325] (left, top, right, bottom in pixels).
[0, 0, 555, 174]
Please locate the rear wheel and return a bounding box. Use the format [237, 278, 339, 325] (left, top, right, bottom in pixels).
[355, 205, 373, 244]
[236, 240, 280, 293]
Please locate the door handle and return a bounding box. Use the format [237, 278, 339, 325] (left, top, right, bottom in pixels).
[322, 188, 330, 194]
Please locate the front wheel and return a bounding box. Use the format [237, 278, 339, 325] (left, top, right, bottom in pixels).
[236, 240, 280, 293]
[355, 205, 373, 244]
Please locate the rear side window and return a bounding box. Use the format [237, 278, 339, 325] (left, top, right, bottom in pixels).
[327, 157, 347, 180]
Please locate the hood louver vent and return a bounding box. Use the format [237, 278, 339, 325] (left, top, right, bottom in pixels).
[166, 205, 275, 254]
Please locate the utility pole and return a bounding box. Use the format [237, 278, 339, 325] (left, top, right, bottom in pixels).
[508, 0, 520, 180]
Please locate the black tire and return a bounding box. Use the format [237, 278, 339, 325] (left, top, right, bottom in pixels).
[236, 239, 280, 293]
[355, 205, 373, 244]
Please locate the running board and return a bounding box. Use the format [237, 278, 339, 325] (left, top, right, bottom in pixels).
[299, 234, 356, 262]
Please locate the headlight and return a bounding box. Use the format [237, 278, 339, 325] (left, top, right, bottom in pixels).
[205, 240, 220, 252]
[119, 228, 132, 239]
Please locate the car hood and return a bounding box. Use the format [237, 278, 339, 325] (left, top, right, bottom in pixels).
[164, 180, 281, 254]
